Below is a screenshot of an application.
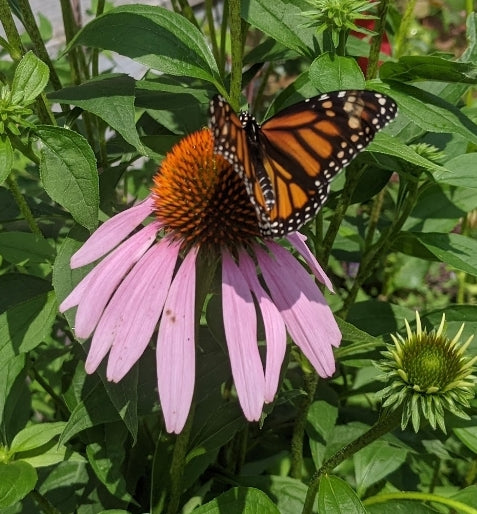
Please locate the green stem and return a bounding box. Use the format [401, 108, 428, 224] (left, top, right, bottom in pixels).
[228, 0, 244, 107]
[59, 0, 86, 84]
[165, 413, 194, 514]
[219, 1, 229, 76]
[92, 0, 106, 77]
[366, 0, 390, 80]
[6, 174, 43, 238]
[364, 492, 477, 514]
[301, 408, 402, 514]
[363, 188, 385, 251]
[0, 0, 23, 60]
[206, 0, 220, 65]
[16, 0, 62, 91]
[339, 177, 420, 318]
[176, 0, 200, 28]
[320, 165, 365, 265]
[393, 0, 418, 59]
[290, 371, 318, 478]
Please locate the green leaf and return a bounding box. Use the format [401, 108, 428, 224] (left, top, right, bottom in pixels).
[308, 401, 338, 443]
[368, 132, 447, 173]
[9, 422, 66, 454]
[0, 350, 25, 429]
[47, 75, 147, 154]
[372, 82, 477, 145]
[70, 5, 221, 87]
[318, 475, 367, 514]
[0, 135, 13, 184]
[309, 54, 365, 91]
[193, 487, 280, 514]
[394, 232, 477, 277]
[0, 461, 37, 508]
[0, 232, 55, 266]
[0, 291, 57, 353]
[366, 500, 439, 513]
[241, 0, 316, 58]
[380, 55, 477, 83]
[354, 440, 408, 496]
[433, 154, 477, 188]
[0, 274, 52, 313]
[454, 423, 477, 453]
[35, 125, 98, 230]
[11, 51, 49, 105]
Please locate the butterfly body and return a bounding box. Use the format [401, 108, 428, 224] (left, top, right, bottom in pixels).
[209, 90, 398, 238]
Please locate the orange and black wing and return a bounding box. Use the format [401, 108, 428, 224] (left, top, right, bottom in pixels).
[209, 91, 398, 237]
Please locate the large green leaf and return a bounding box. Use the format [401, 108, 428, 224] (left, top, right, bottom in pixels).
[9, 422, 66, 454]
[380, 55, 477, 83]
[0, 461, 37, 507]
[394, 232, 477, 277]
[318, 475, 367, 514]
[433, 154, 477, 188]
[70, 5, 221, 87]
[47, 75, 147, 154]
[354, 440, 408, 496]
[0, 232, 55, 266]
[309, 54, 365, 91]
[35, 125, 98, 230]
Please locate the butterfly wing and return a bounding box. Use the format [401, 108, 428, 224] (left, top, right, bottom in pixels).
[208, 95, 275, 234]
[259, 90, 398, 236]
[209, 90, 398, 238]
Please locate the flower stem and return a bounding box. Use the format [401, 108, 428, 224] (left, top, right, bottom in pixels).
[17, 0, 62, 91]
[166, 413, 194, 514]
[0, 0, 24, 60]
[6, 174, 43, 238]
[366, 0, 390, 80]
[301, 408, 402, 514]
[393, 0, 418, 59]
[228, 0, 244, 108]
[290, 371, 318, 478]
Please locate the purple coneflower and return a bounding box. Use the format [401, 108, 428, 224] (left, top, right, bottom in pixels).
[60, 129, 341, 433]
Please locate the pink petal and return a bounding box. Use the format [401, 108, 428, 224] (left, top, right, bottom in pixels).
[286, 232, 334, 292]
[88, 239, 181, 381]
[257, 244, 341, 378]
[157, 248, 198, 434]
[238, 250, 286, 403]
[60, 222, 159, 339]
[222, 251, 265, 421]
[104, 239, 180, 382]
[71, 196, 156, 268]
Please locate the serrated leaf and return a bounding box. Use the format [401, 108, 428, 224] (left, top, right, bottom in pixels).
[193, 487, 280, 514]
[368, 132, 447, 173]
[35, 125, 98, 230]
[354, 440, 408, 496]
[0, 291, 57, 353]
[0, 461, 37, 507]
[394, 232, 477, 277]
[318, 475, 367, 514]
[309, 54, 365, 91]
[11, 51, 49, 105]
[380, 55, 477, 83]
[241, 0, 316, 58]
[433, 154, 477, 188]
[0, 232, 55, 266]
[47, 75, 147, 154]
[0, 135, 13, 184]
[372, 82, 477, 144]
[10, 422, 66, 454]
[70, 5, 221, 87]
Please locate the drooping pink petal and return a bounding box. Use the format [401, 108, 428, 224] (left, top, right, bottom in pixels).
[222, 251, 265, 421]
[60, 222, 159, 339]
[92, 239, 181, 381]
[157, 248, 198, 434]
[257, 243, 341, 378]
[286, 232, 334, 292]
[239, 249, 286, 403]
[71, 196, 156, 268]
[103, 239, 180, 382]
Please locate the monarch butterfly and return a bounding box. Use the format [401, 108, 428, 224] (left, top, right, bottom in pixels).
[209, 90, 398, 237]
